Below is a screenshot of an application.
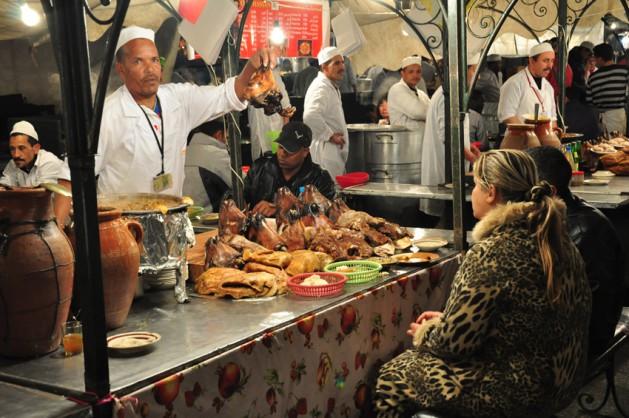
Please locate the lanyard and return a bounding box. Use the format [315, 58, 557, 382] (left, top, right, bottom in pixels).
[138, 96, 165, 175]
[525, 70, 546, 114]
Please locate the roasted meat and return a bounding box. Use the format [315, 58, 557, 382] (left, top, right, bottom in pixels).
[280, 211, 307, 251]
[246, 67, 296, 117]
[300, 184, 332, 214]
[359, 224, 391, 246]
[286, 250, 333, 276]
[309, 227, 373, 260]
[195, 268, 283, 298]
[275, 187, 303, 231]
[246, 213, 287, 251]
[375, 220, 410, 240]
[204, 236, 241, 270]
[218, 199, 248, 236]
[242, 248, 292, 269]
[221, 234, 267, 253]
[336, 210, 374, 230]
[328, 198, 351, 223]
[302, 203, 334, 229]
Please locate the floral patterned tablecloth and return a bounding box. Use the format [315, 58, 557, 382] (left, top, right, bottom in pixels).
[118, 255, 462, 418]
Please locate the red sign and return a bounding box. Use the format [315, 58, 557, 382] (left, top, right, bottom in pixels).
[239, 0, 324, 59]
[178, 0, 208, 24]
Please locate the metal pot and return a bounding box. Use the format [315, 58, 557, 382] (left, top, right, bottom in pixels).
[356, 77, 373, 92]
[364, 128, 423, 166]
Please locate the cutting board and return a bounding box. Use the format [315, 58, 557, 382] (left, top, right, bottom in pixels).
[187, 230, 217, 280]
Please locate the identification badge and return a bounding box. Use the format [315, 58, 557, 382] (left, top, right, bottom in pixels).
[152, 172, 173, 192]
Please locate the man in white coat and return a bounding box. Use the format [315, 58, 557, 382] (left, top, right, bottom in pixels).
[303, 46, 348, 181]
[497, 43, 558, 128]
[96, 26, 273, 196]
[387, 56, 431, 137]
[248, 43, 293, 160]
[420, 55, 481, 218]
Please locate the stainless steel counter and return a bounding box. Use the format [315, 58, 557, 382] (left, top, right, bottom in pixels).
[340, 180, 629, 210]
[0, 242, 458, 399]
[0, 382, 89, 418]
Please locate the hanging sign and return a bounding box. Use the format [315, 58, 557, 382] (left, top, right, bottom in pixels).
[239, 0, 325, 58]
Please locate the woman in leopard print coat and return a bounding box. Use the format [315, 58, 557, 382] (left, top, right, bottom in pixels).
[375, 150, 592, 418]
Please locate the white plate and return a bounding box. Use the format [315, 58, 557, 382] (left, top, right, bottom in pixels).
[107, 332, 160, 356]
[592, 171, 615, 179]
[583, 179, 610, 186]
[413, 238, 448, 251]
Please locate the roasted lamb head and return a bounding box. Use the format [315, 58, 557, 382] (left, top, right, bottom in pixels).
[218, 199, 248, 236]
[300, 184, 332, 214]
[246, 67, 296, 117]
[204, 236, 241, 270]
[275, 187, 303, 232]
[328, 198, 351, 223]
[246, 213, 287, 251]
[280, 210, 307, 251]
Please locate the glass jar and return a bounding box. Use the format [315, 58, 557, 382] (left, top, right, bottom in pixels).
[571, 170, 585, 186]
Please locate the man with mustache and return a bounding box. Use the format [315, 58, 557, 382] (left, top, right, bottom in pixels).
[498, 42, 558, 131]
[96, 26, 273, 196]
[0, 121, 72, 228]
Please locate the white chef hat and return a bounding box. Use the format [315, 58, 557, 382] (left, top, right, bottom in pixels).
[467, 52, 481, 66]
[580, 41, 594, 51]
[529, 42, 554, 57]
[115, 26, 155, 54]
[317, 46, 342, 65]
[487, 54, 501, 62]
[10, 121, 38, 141]
[401, 56, 422, 69]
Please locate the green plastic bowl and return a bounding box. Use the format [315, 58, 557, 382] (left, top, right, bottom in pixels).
[324, 260, 382, 284]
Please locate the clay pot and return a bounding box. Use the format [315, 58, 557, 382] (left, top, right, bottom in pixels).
[524, 117, 561, 147]
[501, 124, 541, 150]
[97, 207, 143, 330]
[0, 188, 74, 357]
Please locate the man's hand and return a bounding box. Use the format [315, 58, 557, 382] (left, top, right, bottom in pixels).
[329, 133, 346, 149]
[251, 200, 276, 217]
[465, 145, 481, 162]
[235, 48, 278, 101]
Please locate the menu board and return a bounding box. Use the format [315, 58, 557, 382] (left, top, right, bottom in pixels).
[239, 0, 325, 58]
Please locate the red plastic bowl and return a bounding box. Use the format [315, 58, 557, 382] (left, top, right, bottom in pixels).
[336, 172, 369, 189]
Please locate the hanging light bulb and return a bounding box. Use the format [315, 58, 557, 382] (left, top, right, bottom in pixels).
[269, 21, 286, 46]
[21, 3, 41, 27]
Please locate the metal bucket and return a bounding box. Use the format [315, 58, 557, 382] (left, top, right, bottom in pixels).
[98, 193, 194, 303]
[367, 162, 421, 184]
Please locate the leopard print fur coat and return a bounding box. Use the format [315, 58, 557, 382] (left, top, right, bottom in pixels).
[375, 201, 592, 418]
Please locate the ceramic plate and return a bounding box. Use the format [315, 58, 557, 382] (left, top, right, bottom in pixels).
[365, 256, 397, 266]
[591, 171, 615, 179]
[107, 332, 160, 356]
[200, 213, 219, 225]
[392, 252, 440, 264]
[413, 238, 448, 251]
[583, 179, 610, 186]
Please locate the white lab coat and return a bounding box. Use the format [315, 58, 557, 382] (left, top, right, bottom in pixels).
[303, 72, 348, 180]
[96, 79, 246, 196]
[420, 86, 470, 216]
[248, 68, 291, 159]
[497, 67, 557, 122]
[183, 133, 232, 209]
[387, 79, 431, 135]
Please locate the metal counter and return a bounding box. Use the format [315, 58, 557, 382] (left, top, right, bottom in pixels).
[0, 243, 458, 399]
[0, 382, 90, 418]
[340, 180, 629, 210]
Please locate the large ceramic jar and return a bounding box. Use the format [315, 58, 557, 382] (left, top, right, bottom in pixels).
[0, 188, 74, 357]
[524, 117, 561, 147]
[97, 207, 143, 329]
[501, 124, 541, 150]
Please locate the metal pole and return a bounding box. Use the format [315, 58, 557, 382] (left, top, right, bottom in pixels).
[447, 0, 466, 250]
[44, 2, 111, 416]
[557, 0, 567, 128]
[222, 25, 245, 209]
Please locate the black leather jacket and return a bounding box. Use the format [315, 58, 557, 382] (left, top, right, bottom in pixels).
[565, 195, 625, 360]
[243, 153, 336, 207]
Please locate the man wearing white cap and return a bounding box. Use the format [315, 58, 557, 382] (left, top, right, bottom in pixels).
[0, 121, 72, 227]
[96, 26, 274, 196]
[303, 46, 348, 181]
[497, 42, 558, 131]
[421, 55, 481, 219]
[387, 56, 431, 133]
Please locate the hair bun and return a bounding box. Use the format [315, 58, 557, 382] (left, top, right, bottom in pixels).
[527, 181, 553, 203]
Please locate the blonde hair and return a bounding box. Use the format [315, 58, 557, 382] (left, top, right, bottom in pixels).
[473, 149, 573, 303]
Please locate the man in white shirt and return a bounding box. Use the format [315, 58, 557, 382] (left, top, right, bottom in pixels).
[183, 119, 231, 211]
[96, 26, 274, 196]
[0, 121, 72, 227]
[303, 46, 348, 181]
[387, 56, 431, 137]
[497, 43, 558, 128]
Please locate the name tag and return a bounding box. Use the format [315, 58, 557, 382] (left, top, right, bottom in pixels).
[152, 172, 173, 192]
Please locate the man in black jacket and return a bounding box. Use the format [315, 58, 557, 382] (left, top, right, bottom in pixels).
[244, 121, 335, 216]
[528, 146, 626, 360]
